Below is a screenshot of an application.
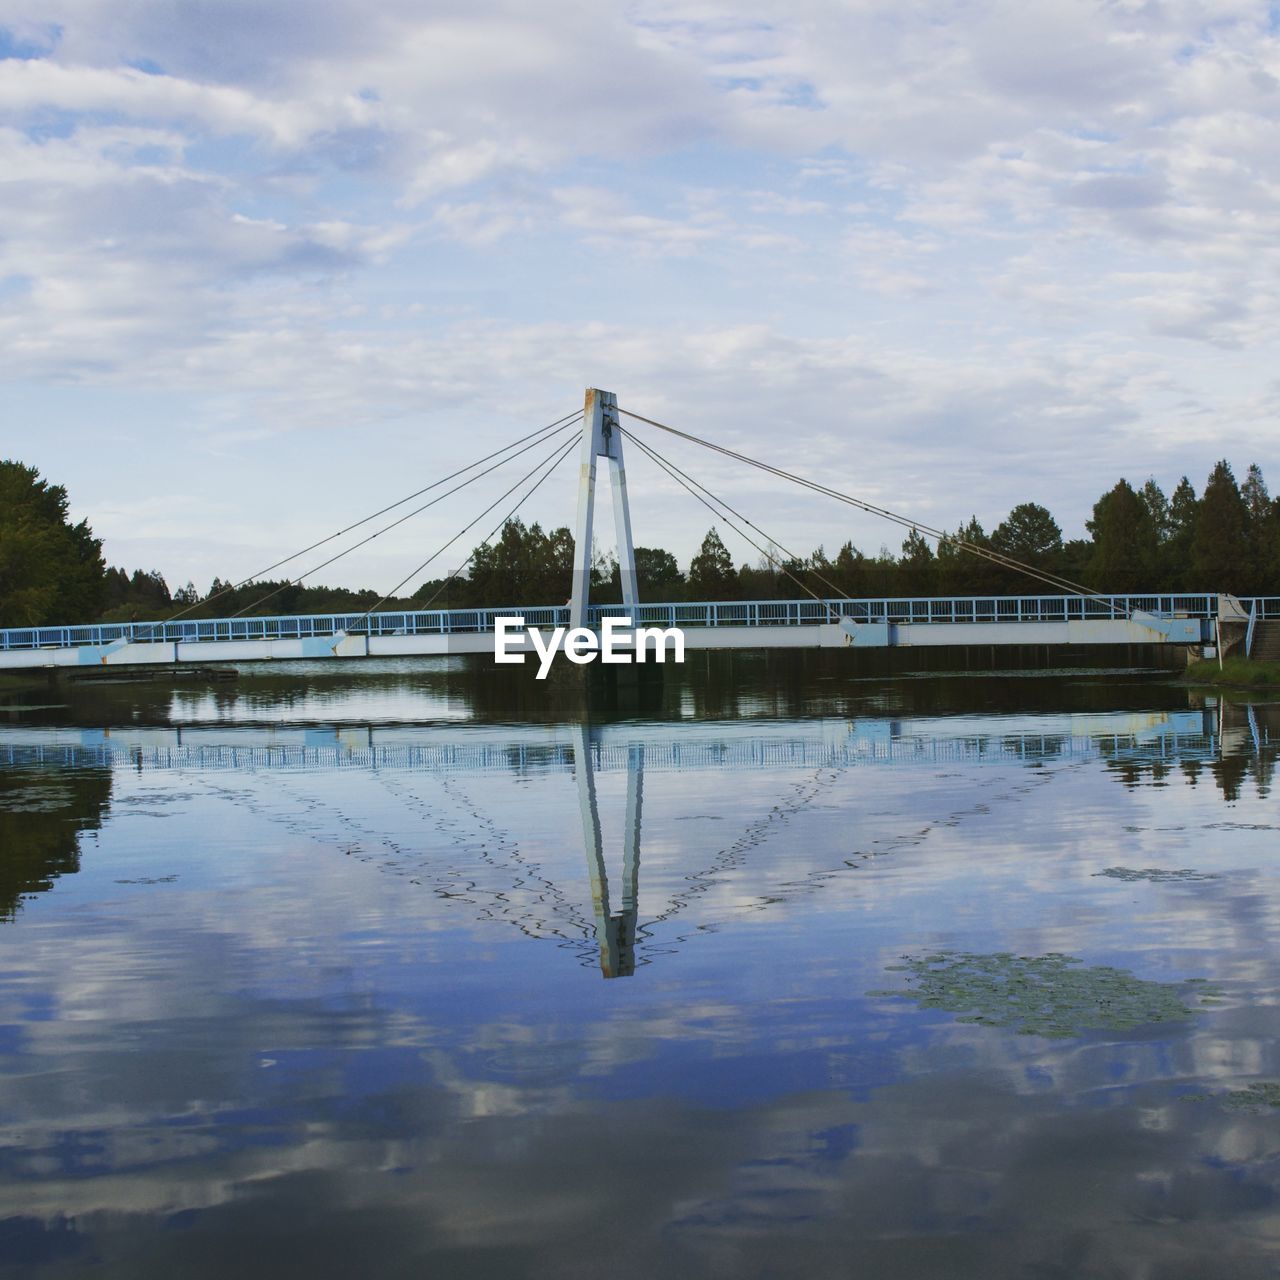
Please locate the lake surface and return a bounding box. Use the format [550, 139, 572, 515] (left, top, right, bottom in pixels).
[1, 656, 1278, 1277]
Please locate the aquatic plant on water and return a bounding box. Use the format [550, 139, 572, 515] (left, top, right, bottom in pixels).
[869, 951, 1217, 1039]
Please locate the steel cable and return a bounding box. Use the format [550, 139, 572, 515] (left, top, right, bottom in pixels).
[623, 429, 844, 621]
[618, 406, 1133, 610]
[163, 409, 582, 624]
[359, 430, 581, 624]
[230, 418, 581, 619]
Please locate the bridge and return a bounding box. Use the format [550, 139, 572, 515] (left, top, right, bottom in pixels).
[2, 388, 1276, 671]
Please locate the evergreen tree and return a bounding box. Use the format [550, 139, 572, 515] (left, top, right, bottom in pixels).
[464, 519, 574, 606]
[991, 502, 1063, 590]
[1139, 479, 1171, 542]
[0, 461, 105, 627]
[103, 567, 131, 611]
[831, 540, 868, 596]
[1267, 497, 1280, 592]
[1086, 479, 1157, 591]
[937, 516, 998, 594]
[688, 527, 738, 598]
[865, 545, 900, 597]
[1162, 476, 1198, 588]
[1240, 463, 1271, 592]
[1191, 460, 1249, 592]
[899, 528, 935, 595]
[100, 567, 172, 621]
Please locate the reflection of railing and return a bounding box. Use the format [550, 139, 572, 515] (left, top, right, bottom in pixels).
[2, 728, 1239, 776]
[5, 593, 1269, 652]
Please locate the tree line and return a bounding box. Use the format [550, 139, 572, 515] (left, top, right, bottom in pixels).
[2, 456, 1278, 629]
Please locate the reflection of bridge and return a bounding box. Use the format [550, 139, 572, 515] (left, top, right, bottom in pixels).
[2, 388, 1277, 670]
[7, 708, 1272, 980]
[577, 725, 642, 978]
[0, 709, 1252, 775]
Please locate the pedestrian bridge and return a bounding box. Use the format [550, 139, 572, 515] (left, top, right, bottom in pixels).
[2, 593, 1274, 671]
[4, 388, 1275, 671]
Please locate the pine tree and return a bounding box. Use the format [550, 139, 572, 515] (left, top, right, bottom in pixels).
[831, 541, 867, 596]
[688, 527, 738, 598]
[1191, 461, 1249, 592]
[938, 516, 998, 594]
[1139, 479, 1171, 542]
[899, 528, 935, 595]
[1161, 477, 1198, 589]
[1240, 463, 1271, 593]
[1086, 479, 1156, 592]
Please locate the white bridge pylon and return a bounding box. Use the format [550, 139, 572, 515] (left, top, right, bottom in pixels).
[569, 388, 638, 630]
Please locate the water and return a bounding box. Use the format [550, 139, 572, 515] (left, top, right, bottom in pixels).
[1, 657, 1278, 1277]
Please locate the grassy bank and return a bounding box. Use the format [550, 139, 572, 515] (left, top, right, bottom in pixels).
[1185, 656, 1280, 690]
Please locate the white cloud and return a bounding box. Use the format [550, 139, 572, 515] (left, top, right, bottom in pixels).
[1, 0, 1279, 583]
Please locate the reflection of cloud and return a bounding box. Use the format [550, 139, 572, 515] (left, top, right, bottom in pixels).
[7, 1043, 1280, 1274]
[3, 702, 1280, 1269]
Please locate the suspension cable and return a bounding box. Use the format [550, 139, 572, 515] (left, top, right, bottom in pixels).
[357, 430, 581, 624]
[619, 406, 1124, 608]
[624, 429, 842, 621]
[163, 409, 582, 624]
[622, 427, 850, 610]
[229, 417, 581, 619]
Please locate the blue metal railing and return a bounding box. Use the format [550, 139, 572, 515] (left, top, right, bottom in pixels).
[1, 592, 1270, 653]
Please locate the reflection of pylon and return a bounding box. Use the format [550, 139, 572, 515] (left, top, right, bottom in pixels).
[576, 724, 642, 979]
[569, 388, 638, 630]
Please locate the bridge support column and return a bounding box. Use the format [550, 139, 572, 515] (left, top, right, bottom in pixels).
[569, 388, 638, 630]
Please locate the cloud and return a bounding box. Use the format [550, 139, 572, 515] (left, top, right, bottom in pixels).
[2, 1, 1280, 583]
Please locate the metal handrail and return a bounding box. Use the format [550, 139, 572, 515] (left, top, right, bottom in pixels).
[2, 592, 1273, 653]
[1245, 600, 1258, 657]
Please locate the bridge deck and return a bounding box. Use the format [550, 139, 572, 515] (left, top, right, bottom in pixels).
[1, 594, 1275, 669]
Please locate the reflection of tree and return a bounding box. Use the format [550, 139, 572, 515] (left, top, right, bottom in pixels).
[1209, 753, 1250, 803]
[1103, 758, 1146, 790]
[1090, 702, 1277, 799]
[0, 767, 112, 921]
[1209, 703, 1276, 802]
[53, 647, 1209, 734]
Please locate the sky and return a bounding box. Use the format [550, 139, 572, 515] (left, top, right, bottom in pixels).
[1, 0, 1278, 595]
